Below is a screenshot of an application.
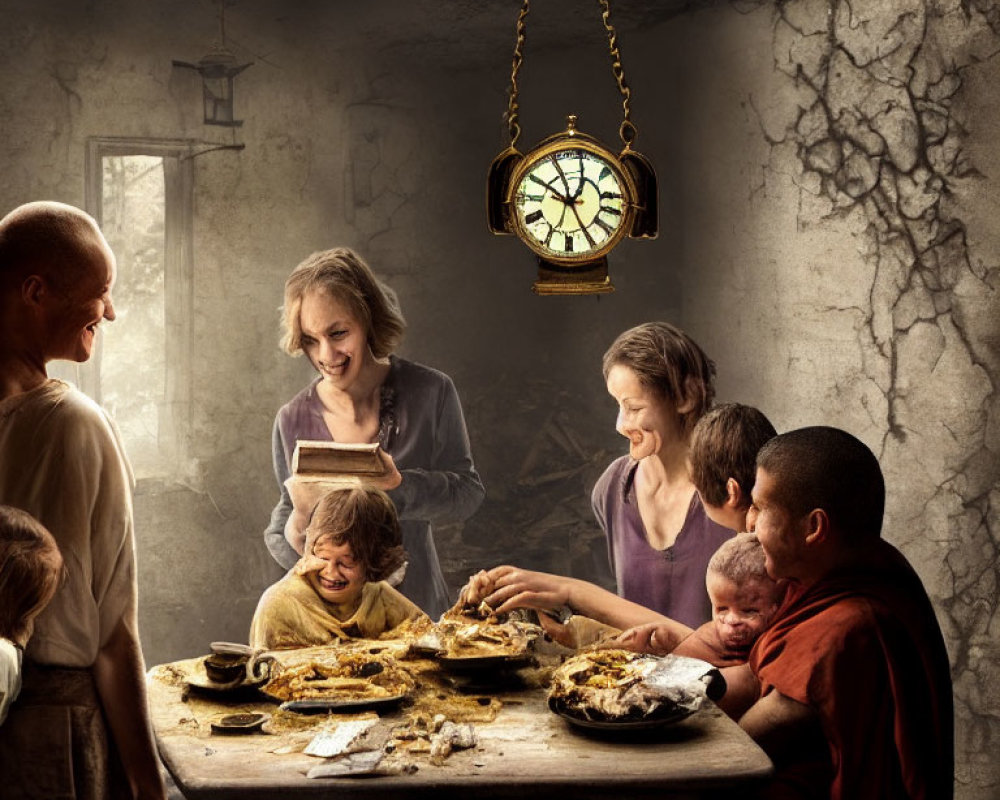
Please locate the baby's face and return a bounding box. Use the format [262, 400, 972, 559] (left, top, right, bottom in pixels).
[305, 536, 366, 608]
[706, 573, 781, 652]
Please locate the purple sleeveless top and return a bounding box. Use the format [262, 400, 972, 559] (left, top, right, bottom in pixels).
[591, 455, 734, 628]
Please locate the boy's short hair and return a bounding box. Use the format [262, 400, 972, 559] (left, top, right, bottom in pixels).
[305, 487, 405, 582]
[756, 426, 885, 542]
[691, 403, 777, 507]
[707, 532, 771, 586]
[0, 505, 64, 642]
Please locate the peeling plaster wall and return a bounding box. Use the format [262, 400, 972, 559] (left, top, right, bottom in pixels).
[0, 1, 997, 796]
[664, 3, 999, 796]
[662, 4, 1000, 796]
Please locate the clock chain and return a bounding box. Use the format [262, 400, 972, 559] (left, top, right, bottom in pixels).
[500, 0, 641, 151]
[503, 0, 530, 150]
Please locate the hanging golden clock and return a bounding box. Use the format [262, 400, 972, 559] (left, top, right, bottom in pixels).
[487, 0, 657, 295]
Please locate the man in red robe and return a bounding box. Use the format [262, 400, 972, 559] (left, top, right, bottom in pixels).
[739, 426, 953, 800]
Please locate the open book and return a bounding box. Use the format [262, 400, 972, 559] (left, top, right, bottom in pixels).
[291, 440, 391, 482]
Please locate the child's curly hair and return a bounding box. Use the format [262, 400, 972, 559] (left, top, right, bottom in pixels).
[304, 487, 406, 582]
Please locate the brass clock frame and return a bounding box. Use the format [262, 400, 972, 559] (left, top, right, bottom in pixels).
[486, 0, 657, 295]
[506, 118, 639, 268]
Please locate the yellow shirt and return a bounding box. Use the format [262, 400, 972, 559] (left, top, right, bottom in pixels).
[249, 574, 428, 651]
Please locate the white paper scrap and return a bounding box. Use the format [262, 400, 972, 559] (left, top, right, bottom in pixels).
[306, 750, 385, 778]
[304, 719, 378, 758]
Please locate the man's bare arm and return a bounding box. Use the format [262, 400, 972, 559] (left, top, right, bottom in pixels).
[715, 663, 759, 720]
[739, 688, 826, 765]
[92, 611, 167, 800]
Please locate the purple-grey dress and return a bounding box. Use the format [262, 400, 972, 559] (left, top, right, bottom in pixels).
[591, 455, 734, 628]
[264, 356, 485, 618]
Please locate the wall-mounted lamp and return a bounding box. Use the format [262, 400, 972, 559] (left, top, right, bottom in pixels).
[172, 2, 251, 127]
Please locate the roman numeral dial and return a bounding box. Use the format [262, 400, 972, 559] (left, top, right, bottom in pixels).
[511, 144, 630, 264]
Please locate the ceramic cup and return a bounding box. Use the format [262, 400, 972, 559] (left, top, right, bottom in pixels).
[203, 652, 249, 685]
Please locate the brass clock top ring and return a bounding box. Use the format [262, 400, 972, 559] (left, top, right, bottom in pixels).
[620, 119, 637, 149]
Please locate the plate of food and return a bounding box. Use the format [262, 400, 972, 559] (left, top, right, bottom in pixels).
[260, 648, 414, 713]
[186, 671, 269, 696]
[547, 649, 717, 730]
[185, 650, 271, 696]
[419, 600, 542, 671]
[555, 711, 696, 732]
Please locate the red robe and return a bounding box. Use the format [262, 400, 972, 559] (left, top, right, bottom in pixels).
[748, 540, 953, 800]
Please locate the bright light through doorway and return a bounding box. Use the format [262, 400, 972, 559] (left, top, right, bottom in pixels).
[99, 154, 168, 479]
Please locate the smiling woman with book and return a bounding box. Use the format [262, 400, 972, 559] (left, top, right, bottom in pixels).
[263, 248, 485, 619]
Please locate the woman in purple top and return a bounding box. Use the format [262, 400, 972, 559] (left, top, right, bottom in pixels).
[263, 248, 484, 619]
[461, 322, 734, 631]
[590, 322, 734, 627]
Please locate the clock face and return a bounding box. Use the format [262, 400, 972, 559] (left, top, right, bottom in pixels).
[511, 147, 629, 262]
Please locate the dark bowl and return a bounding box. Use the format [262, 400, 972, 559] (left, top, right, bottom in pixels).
[203, 652, 247, 684]
[210, 712, 268, 735]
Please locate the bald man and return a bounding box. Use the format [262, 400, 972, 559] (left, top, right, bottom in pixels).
[0, 202, 166, 799]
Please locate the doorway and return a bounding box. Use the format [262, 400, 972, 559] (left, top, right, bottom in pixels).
[83, 137, 194, 481]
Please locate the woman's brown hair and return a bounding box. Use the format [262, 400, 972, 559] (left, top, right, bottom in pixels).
[304, 487, 405, 582]
[602, 322, 716, 434]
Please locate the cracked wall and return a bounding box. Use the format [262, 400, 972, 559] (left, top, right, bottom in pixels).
[668, 1, 999, 795]
[0, 1, 996, 795]
[768, 2, 999, 794]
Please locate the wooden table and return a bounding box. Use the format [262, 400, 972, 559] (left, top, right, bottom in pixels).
[149, 653, 772, 800]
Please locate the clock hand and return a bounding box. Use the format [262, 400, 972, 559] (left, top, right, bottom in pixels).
[549, 156, 574, 201]
[549, 186, 571, 204]
[528, 173, 570, 204]
[570, 203, 597, 247]
[572, 175, 593, 202]
[555, 204, 570, 231]
[571, 155, 587, 200]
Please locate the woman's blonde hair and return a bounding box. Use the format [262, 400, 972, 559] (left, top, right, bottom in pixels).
[280, 247, 406, 359]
